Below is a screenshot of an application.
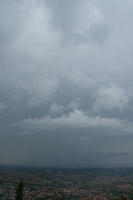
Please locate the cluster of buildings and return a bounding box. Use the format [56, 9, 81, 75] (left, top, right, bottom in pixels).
[0, 168, 133, 199]
[0, 186, 128, 199]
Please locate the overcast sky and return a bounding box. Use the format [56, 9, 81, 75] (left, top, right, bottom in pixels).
[1, 0, 133, 168]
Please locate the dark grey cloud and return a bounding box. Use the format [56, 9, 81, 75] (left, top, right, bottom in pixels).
[0, 0, 133, 167]
[45, 0, 109, 45]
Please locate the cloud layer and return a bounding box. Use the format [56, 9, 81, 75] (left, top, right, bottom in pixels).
[0, 0, 133, 167]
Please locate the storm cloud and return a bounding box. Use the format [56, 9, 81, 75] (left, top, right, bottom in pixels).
[0, 0, 133, 167]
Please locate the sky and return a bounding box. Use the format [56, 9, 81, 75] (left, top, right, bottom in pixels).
[0, 0, 133, 168]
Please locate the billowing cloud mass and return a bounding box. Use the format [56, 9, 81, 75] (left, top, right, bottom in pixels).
[0, 0, 133, 167]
